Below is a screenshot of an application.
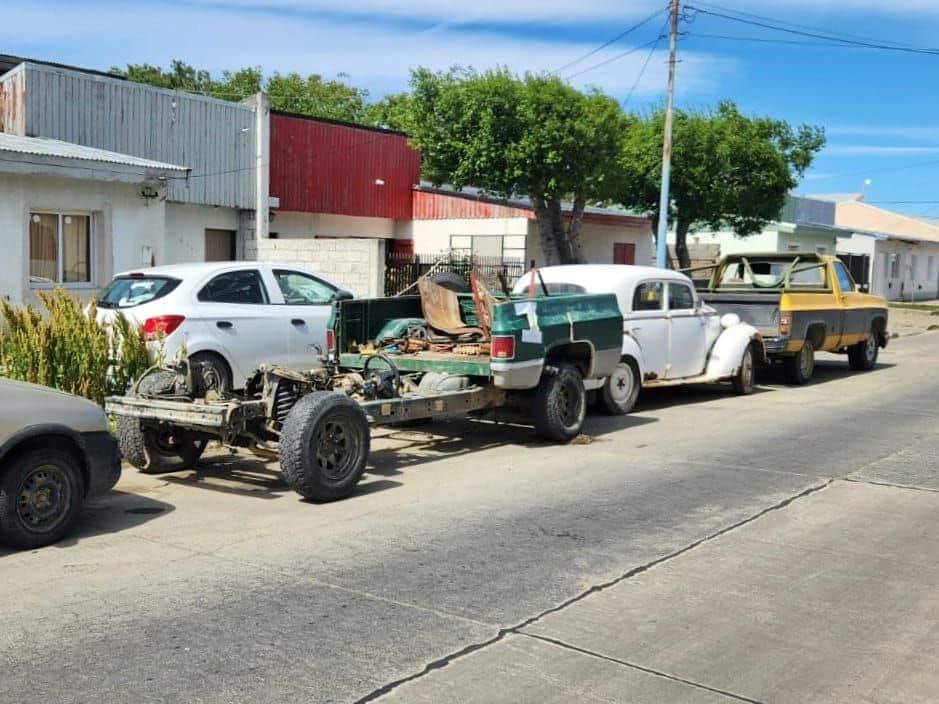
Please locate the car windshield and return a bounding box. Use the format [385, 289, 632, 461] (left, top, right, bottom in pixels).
[97, 276, 181, 308]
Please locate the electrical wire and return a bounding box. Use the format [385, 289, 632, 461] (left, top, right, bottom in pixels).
[622, 19, 670, 108]
[564, 34, 666, 81]
[684, 32, 883, 50]
[685, 5, 939, 56]
[551, 5, 668, 75]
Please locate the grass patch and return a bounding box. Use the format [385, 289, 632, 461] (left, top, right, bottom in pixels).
[890, 302, 939, 312]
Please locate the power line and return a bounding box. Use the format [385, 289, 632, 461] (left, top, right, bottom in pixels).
[565, 35, 666, 80]
[623, 19, 670, 107]
[685, 32, 883, 50]
[685, 5, 939, 55]
[552, 5, 668, 75]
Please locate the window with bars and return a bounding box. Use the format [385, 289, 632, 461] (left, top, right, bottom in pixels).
[29, 212, 93, 286]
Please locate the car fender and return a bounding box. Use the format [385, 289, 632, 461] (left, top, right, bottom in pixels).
[620, 332, 646, 378]
[705, 323, 762, 378]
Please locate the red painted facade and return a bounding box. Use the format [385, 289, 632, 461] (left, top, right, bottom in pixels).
[269, 113, 420, 219]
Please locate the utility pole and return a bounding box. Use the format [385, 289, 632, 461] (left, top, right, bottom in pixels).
[656, 0, 680, 269]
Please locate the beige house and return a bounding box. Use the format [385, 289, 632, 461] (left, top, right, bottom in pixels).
[834, 198, 939, 301]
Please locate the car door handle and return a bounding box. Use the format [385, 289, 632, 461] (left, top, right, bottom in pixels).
[291, 318, 306, 326]
[216, 321, 233, 329]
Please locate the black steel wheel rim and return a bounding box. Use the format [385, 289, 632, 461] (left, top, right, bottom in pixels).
[556, 378, 581, 427]
[15, 464, 71, 534]
[314, 417, 357, 481]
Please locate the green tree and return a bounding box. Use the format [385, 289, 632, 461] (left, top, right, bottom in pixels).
[364, 92, 413, 132]
[401, 67, 630, 264]
[113, 61, 370, 123]
[617, 101, 825, 269]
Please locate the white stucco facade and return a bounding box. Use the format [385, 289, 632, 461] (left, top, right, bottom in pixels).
[272, 211, 395, 240]
[678, 226, 838, 257]
[0, 172, 166, 305]
[164, 203, 241, 264]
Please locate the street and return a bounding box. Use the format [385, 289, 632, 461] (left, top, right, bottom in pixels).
[2, 332, 937, 704]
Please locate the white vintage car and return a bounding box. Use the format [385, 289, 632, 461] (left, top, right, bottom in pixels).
[513, 265, 764, 414]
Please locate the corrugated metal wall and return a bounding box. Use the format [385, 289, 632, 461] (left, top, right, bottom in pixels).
[412, 190, 534, 220]
[0, 66, 26, 135]
[270, 113, 420, 219]
[12, 63, 256, 208]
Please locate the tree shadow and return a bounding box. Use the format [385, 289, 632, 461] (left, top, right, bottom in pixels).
[0, 490, 174, 557]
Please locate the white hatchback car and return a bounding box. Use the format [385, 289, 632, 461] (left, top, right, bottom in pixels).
[514, 265, 763, 414]
[96, 262, 352, 389]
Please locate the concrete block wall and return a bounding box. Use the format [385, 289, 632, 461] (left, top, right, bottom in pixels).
[247, 237, 385, 297]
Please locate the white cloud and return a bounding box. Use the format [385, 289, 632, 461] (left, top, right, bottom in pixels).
[827, 126, 939, 141]
[0, 1, 734, 101]
[824, 145, 939, 156]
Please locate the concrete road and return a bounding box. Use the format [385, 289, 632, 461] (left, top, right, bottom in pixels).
[2, 334, 937, 704]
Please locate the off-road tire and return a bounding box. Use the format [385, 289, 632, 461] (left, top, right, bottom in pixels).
[596, 360, 641, 415]
[532, 363, 586, 442]
[848, 332, 879, 371]
[428, 271, 470, 293]
[731, 344, 755, 395]
[116, 417, 207, 474]
[783, 340, 815, 385]
[280, 391, 370, 501]
[0, 447, 84, 549]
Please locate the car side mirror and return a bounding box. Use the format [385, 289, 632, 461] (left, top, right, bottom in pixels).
[331, 289, 354, 302]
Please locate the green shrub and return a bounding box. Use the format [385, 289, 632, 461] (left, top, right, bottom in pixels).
[0, 289, 149, 405]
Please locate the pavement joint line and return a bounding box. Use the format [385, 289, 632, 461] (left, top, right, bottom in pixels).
[840, 476, 939, 495]
[520, 632, 765, 704]
[355, 478, 834, 703]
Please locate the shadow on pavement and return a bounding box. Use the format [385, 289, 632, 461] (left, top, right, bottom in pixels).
[0, 489, 174, 557]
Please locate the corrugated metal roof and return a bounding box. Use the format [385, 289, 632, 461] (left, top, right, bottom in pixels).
[0, 133, 188, 172]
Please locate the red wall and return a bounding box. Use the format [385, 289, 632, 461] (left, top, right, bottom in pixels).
[270, 114, 420, 219]
[412, 190, 534, 220]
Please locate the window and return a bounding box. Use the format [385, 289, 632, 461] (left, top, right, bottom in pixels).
[273, 269, 336, 305]
[833, 261, 855, 292]
[632, 281, 664, 311]
[98, 276, 181, 309]
[668, 282, 695, 310]
[198, 270, 268, 304]
[29, 212, 92, 285]
[449, 235, 526, 263]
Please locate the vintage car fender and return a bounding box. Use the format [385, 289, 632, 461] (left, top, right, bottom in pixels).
[620, 332, 646, 379]
[704, 322, 763, 378]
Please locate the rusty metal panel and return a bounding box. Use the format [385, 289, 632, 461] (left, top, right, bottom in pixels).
[269, 113, 420, 218]
[16, 62, 255, 208]
[411, 189, 533, 220]
[0, 65, 27, 135]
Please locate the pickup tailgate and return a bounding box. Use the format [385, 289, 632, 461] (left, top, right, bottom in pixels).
[700, 292, 781, 337]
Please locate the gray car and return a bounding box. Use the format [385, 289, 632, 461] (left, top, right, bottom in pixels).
[0, 378, 120, 549]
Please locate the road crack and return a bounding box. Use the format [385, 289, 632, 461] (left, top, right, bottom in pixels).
[521, 632, 765, 703]
[354, 478, 833, 702]
[841, 476, 939, 494]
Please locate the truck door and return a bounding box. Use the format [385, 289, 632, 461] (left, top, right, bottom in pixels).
[833, 260, 867, 346]
[628, 281, 668, 380]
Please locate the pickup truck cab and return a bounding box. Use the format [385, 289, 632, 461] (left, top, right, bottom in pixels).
[512, 265, 764, 414]
[698, 253, 888, 384]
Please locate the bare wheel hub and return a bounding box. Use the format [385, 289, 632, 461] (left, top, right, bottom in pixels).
[15, 465, 70, 532]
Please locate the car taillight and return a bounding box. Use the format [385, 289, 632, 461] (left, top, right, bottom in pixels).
[326, 329, 336, 352]
[143, 315, 185, 340]
[491, 335, 515, 360]
[778, 312, 792, 335]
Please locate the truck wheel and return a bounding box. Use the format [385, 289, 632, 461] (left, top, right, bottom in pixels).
[532, 363, 586, 442]
[783, 340, 815, 385]
[848, 333, 879, 371]
[116, 417, 207, 474]
[280, 392, 370, 501]
[597, 360, 640, 415]
[731, 344, 755, 395]
[0, 447, 84, 549]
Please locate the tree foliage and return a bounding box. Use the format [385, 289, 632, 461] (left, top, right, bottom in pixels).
[617, 101, 825, 268]
[112, 60, 371, 123]
[398, 67, 631, 264]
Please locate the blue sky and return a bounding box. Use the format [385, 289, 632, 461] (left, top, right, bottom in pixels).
[4, 0, 939, 217]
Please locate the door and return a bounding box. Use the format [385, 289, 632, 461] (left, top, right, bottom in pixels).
[666, 281, 709, 378]
[195, 268, 287, 379]
[833, 260, 868, 347]
[628, 280, 669, 379]
[614, 242, 636, 265]
[205, 229, 236, 262]
[269, 268, 337, 369]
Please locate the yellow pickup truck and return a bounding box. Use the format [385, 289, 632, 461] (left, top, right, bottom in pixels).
[698, 253, 889, 384]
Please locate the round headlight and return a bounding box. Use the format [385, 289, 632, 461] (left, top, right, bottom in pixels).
[720, 313, 741, 329]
